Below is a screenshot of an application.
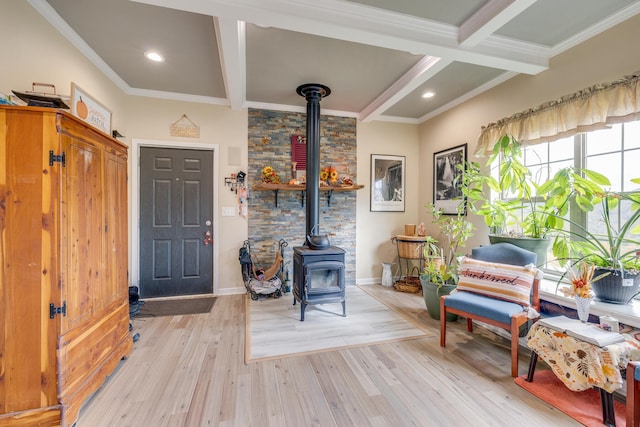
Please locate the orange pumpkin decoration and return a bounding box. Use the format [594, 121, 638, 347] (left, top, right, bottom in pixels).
[76, 97, 88, 119]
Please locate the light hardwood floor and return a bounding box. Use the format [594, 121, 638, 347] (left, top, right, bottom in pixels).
[247, 285, 428, 361]
[76, 285, 579, 426]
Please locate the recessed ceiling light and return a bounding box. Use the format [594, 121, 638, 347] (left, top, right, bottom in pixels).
[422, 91, 435, 99]
[144, 51, 164, 62]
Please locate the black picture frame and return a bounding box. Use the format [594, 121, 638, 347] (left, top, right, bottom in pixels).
[370, 154, 405, 212]
[433, 143, 466, 214]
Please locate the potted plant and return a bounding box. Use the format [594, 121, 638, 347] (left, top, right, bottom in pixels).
[552, 184, 640, 303]
[460, 134, 608, 265]
[420, 203, 475, 320]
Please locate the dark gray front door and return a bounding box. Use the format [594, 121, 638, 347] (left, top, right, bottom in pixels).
[139, 147, 214, 297]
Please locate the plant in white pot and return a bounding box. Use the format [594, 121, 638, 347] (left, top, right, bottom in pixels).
[552, 184, 640, 304]
[420, 203, 475, 321]
[460, 134, 609, 266]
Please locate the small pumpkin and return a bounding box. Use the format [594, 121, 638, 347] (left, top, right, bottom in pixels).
[76, 96, 88, 119]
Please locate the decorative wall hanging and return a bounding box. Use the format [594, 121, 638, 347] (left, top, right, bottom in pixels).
[433, 143, 466, 215]
[70, 82, 112, 135]
[169, 114, 200, 138]
[370, 154, 405, 212]
[224, 171, 246, 193]
[291, 134, 307, 181]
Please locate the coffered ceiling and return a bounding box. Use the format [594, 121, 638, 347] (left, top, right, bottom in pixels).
[29, 0, 640, 123]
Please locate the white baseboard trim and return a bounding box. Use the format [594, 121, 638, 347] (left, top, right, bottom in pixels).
[216, 286, 247, 296]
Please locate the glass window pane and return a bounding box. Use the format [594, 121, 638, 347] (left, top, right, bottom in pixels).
[525, 143, 548, 165]
[586, 152, 622, 191]
[549, 159, 573, 178]
[586, 124, 622, 155]
[491, 122, 640, 277]
[624, 121, 640, 149]
[624, 149, 640, 192]
[620, 199, 640, 243]
[549, 137, 573, 161]
[587, 200, 617, 238]
[528, 164, 547, 186]
[585, 198, 640, 246]
[616, 199, 640, 261]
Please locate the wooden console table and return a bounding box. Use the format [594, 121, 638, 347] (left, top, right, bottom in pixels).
[253, 183, 364, 207]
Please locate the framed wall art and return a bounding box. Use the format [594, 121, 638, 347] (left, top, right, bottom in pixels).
[433, 143, 466, 214]
[371, 154, 405, 212]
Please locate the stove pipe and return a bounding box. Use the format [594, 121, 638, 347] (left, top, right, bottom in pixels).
[296, 83, 331, 238]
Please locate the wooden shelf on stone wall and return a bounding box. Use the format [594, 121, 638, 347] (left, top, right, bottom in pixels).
[253, 183, 364, 207]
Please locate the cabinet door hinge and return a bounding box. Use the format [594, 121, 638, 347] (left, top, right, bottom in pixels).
[49, 301, 67, 319]
[49, 150, 66, 167]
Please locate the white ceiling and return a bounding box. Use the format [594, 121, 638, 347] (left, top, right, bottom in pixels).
[29, 0, 640, 123]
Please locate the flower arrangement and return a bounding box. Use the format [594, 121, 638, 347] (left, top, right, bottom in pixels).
[320, 165, 338, 184]
[261, 166, 280, 184]
[561, 262, 597, 299]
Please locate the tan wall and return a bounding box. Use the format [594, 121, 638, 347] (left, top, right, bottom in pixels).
[2, 1, 417, 290]
[1, 1, 248, 294]
[7, 0, 638, 289]
[356, 121, 420, 283]
[0, 1, 128, 131]
[418, 13, 640, 252]
[125, 97, 248, 294]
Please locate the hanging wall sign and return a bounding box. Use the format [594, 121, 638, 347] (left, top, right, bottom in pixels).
[70, 83, 112, 135]
[170, 114, 200, 138]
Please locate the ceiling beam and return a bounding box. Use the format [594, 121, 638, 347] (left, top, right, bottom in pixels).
[458, 0, 539, 47]
[359, 56, 449, 123]
[126, 88, 229, 105]
[131, 0, 549, 75]
[215, 17, 246, 110]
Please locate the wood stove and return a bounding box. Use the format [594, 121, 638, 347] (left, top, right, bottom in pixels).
[293, 246, 345, 321]
[292, 83, 347, 321]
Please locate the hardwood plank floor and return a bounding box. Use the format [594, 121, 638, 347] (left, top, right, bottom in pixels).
[76, 285, 579, 426]
[247, 285, 428, 361]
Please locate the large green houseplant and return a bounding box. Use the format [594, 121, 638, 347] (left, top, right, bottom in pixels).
[552, 184, 640, 303]
[460, 134, 609, 265]
[420, 203, 475, 320]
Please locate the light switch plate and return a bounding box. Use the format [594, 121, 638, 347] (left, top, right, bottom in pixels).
[222, 207, 235, 217]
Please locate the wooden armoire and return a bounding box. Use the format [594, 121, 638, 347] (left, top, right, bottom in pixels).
[0, 106, 132, 426]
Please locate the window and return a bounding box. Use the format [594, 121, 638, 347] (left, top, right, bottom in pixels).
[518, 120, 640, 273]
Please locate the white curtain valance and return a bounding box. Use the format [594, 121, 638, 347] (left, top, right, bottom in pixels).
[476, 71, 640, 156]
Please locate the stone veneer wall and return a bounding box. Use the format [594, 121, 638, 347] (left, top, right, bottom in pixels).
[247, 108, 358, 286]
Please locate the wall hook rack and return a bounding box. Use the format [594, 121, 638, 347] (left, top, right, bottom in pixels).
[225, 170, 246, 194]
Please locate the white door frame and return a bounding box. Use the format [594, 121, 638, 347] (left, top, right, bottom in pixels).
[131, 139, 219, 296]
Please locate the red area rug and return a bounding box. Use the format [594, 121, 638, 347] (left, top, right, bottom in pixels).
[515, 370, 625, 426]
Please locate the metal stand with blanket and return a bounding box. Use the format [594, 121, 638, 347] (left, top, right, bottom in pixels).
[239, 239, 288, 300]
